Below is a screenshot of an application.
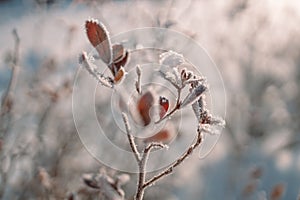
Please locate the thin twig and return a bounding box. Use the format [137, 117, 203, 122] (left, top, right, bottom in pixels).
[122, 113, 141, 162]
[143, 126, 203, 189]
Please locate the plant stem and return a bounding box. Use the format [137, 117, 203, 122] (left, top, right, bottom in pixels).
[135, 143, 166, 200]
[122, 113, 140, 162]
[135, 157, 146, 200]
[143, 126, 203, 188]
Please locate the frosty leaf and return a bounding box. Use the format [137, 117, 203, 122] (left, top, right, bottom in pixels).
[192, 96, 205, 121]
[192, 101, 201, 121]
[159, 50, 184, 68]
[181, 84, 207, 108]
[85, 19, 113, 65]
[159, 65, 182, 88]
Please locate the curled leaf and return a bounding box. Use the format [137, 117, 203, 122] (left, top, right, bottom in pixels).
[180, 68, 194, 82]
[112, 50, 129, 76]
[114, 67, 126, 84]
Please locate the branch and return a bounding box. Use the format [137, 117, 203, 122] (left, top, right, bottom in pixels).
[121, 113, 140, 162]
[135, 143, 167, 200]
[143, 126, 203, 189]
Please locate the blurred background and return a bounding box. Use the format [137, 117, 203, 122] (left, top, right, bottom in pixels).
[0, 0, 300, 199]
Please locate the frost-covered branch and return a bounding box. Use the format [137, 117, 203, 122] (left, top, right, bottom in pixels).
[122, 113, 141, 162]
[143, 126, 203, 188]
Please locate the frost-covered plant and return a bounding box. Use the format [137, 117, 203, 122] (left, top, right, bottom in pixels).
[79, 19, 224, 200]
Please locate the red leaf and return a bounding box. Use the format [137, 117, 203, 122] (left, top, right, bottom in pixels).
[137, 91, 154, 126]
[85, 20, 112, 65]
[159, 96, 169, 119]
[113, 67, 125, 84]
[85, 20, 129, 82]
[112, 50, 129, 76]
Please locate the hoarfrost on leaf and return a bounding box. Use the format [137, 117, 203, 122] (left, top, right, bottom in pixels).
[159, 51, 184, 68]
[181, 84, 207, 108]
